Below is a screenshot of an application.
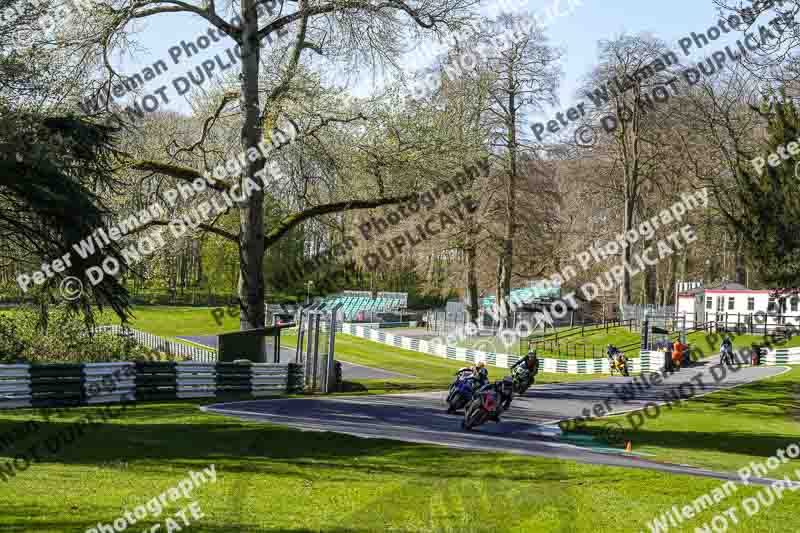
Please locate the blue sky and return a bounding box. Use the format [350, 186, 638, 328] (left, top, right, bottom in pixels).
[110, 0, 741, 122]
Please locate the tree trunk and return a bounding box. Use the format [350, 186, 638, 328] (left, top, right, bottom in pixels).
[663, 251, 678, 306]
[735, 236, 747, 286]
[195, 238, 203, 286]
[237, 0, 266, 330]
[644, 229, 657, 304]
[497, 72, 517, 329]
[620, 194, 634, 305]
[465, 243, 479, 326]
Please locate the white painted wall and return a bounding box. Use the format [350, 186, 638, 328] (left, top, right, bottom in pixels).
[674, 289, 800, 331]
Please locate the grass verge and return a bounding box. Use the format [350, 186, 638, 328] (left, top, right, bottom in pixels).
[576, 365, 800, 476]
[0, 401, 798, 532]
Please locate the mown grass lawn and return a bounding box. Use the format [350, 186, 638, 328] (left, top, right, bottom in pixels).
[1, 304, 239, 337]
[117, 305, 241, 338]
[0, 401, 798, 532]
[575, 365, 800, 477]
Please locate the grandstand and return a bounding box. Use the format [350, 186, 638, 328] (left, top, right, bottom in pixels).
[480, 283, 560, 310]
[324, 290, 408, 321]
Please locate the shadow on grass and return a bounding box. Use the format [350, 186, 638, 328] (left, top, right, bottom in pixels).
[576, 378, 800, 460]
[0, 401, 608, 486]
[580, 424, 800, 462]
[337, 381, 368, 393]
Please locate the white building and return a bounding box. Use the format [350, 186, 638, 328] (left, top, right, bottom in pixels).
[676, 281, 800, 332]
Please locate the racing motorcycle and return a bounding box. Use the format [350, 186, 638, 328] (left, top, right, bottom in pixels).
[446, 368, 478, 413]
[610, 353, 630, 377]
[510, 354, 540, 397]
[462, 377, 514, 430]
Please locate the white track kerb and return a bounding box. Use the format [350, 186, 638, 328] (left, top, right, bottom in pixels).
[85, 464, 217, 533]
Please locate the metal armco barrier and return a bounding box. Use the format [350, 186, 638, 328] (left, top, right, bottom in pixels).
[0, 361, 298, 409]
[287, 363, 304, 393]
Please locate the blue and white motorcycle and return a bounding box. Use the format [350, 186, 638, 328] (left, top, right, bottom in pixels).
[446, 367, 484, 413]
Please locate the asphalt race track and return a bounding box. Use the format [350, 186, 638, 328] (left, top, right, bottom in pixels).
[203, 357, 790, 485]
[178, 335, 412, 380]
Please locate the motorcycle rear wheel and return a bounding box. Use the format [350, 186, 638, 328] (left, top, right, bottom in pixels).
[463, 404, 487, 430]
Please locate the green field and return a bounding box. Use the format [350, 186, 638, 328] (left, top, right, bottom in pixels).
[117, 305, 242, 338]
[3, 304, 243, 337]
[576, 365, 800, 475]
[453, 321, 800, 361]
[2, 305, 800, 531]
[455, 324, 642, 358]
[111, 306, 608, 389]
[1, 401, 799, 532]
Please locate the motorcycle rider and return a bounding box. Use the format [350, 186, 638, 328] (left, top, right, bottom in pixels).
[472, 361, 490, 389]
[509, 350, 539, 391]
[503, 352, 535, 410]
[452, 361, 489, 394]
[607, 344, 619, 364]
[512, 350, 539, 372]
[482, 377, 513, 421]
[607, 344, 628, 374]
[721, 334, 733, 363]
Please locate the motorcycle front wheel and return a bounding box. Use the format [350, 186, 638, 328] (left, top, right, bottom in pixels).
[451, 394, 468, 411]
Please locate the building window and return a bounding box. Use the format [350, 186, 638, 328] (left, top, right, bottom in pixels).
[706, 297, 712, 310]
[747, 297, 755, 311]
[768, 298, 776, 312]
[717, 296, 724, 312]
[728, 297, 735, 310]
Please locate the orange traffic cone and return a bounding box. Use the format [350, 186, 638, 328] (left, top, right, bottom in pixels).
[625, 441, 632, 452]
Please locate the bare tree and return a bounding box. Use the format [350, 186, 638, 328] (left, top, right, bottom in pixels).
[578, 33, 679, 305]
[480, 13, 560, 327]
[713, 0, 800, 87]
[81, 0, 477, 329]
